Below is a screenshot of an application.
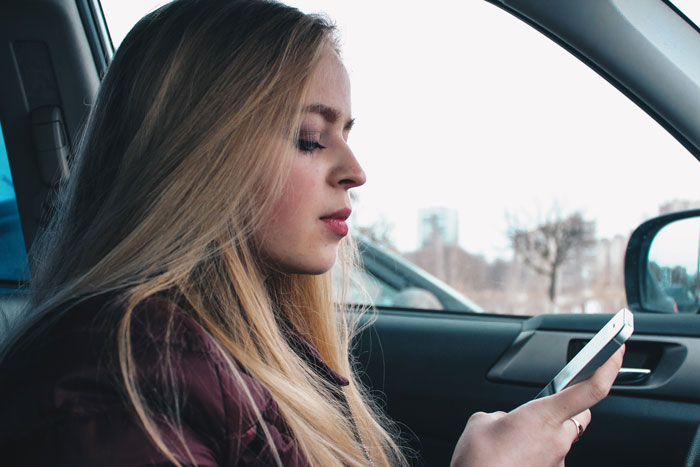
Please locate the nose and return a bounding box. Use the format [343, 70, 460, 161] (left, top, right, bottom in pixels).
[330, 144, 366, 189]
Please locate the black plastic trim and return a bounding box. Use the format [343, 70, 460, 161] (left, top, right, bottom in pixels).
[75, 0, 113, 77]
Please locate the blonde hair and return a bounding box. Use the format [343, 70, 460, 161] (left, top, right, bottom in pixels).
[9, 0, 406, 465]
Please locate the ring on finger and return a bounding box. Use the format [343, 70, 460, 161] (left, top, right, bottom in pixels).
[569, 417, 584, 443]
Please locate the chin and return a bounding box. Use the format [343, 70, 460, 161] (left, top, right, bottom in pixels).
[295, 257, 337, 275]
[270, 251, 337, 275]
[285, 243, 339, 275]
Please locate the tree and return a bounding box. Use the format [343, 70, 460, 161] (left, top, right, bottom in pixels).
[508, 211, 595, 303]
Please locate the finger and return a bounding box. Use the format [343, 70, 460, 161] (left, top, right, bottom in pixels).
[548, 345, 625, 420]
[564, 409, 591, 445]
[570, 409, 591, 429]
[467, 410, 506, 425]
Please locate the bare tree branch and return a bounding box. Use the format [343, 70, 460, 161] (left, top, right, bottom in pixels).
[508, 210, 595, 302]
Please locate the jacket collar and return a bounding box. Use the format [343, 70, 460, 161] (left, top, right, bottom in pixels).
[283, 329, 350, 387]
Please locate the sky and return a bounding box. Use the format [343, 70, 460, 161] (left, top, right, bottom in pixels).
[649, 218, 700, 273]
[100, 0, 700, 262]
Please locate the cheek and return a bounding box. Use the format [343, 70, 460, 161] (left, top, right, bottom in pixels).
[274, 163, 319, 220]
[254, 161, 325, 262]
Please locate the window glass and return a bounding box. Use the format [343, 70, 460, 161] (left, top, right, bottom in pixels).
[100, 0, 171, 48]
[284, 1, 700, 316]
[99, 1, 700, 315]
[0, 122, 28, 282]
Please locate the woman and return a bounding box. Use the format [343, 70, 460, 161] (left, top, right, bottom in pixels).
[0, 0, 622, 465]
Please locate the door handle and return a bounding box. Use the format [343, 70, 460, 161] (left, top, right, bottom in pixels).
[615, 367, 651, 384]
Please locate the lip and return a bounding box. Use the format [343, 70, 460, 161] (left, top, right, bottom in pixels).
[320, 207, 351, 237]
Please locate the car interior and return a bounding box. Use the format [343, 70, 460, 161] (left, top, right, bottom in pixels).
[2, 0, 700, 466]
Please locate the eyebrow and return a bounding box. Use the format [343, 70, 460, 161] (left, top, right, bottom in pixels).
[304, 104, 355, 131]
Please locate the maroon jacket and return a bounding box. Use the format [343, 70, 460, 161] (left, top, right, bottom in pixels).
[0, 295, 351, 466]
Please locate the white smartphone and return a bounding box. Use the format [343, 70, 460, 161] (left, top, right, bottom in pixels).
[535, 308, 633, 398]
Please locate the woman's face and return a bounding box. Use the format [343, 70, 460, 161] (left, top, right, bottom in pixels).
[256, 52, 366, 274]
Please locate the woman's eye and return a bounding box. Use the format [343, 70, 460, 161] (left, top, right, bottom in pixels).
[296, 138, 326, 153]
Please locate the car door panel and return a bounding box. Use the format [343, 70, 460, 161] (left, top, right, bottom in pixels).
[356, 311, 528, 466]
[489, 332, 700, 401]
[355, 311, 700, 466]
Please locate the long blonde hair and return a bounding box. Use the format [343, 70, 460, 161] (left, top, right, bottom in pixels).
[9, 0, 405, 465]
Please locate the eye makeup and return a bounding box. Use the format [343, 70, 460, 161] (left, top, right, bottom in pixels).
[296, 129, 325, 153]
[296, 138, 326, 153]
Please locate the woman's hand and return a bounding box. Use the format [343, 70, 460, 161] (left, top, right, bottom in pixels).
[450, 345, 624, 467]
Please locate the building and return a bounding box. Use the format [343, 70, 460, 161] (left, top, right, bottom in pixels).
[418, 207, 458, 247]
[659, 199, 700, 214]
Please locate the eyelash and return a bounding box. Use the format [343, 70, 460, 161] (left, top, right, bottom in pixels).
[296, 137, 326, 154]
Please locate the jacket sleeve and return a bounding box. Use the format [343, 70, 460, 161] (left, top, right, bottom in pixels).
[2, 296, 306, 467]
[128, 297, 307, 466]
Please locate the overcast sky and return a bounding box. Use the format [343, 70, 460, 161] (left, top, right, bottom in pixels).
[102, 0, 700, 262]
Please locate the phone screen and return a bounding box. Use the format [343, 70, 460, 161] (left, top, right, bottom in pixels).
[535, 308, 633, 398]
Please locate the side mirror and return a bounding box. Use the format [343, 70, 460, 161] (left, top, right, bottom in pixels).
[625, 209, 700, 313]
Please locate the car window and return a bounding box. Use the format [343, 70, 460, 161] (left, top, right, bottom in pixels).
[0, 123, 28, 283]
[100, 0, 700, 316]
